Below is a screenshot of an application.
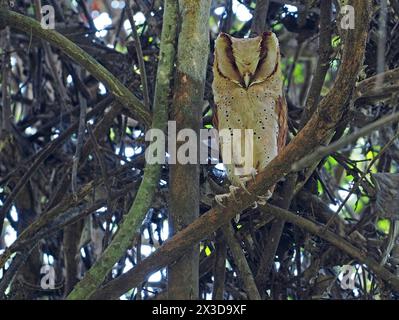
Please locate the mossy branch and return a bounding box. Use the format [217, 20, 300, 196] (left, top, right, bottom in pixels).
[66, 0, 179, 300]
[88, 0, 380, 300]
[0, 8, 151, 127]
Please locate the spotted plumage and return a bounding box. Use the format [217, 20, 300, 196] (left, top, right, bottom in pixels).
[212, 32, 288, 206]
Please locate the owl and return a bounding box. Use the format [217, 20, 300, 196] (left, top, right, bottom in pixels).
[212, 32, 288, 207]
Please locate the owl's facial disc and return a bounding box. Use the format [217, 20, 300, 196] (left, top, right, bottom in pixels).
[214, 32, 280, 89]
[214, 33, 243, 87]
[251, 32, 280, 85]
[232, 38, 261, 88]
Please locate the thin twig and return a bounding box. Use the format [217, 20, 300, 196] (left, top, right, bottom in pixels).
[0, 163, 139, 270]
[87, 125, 113, 208]
[33, 0, 69, 111]
[125, 0, 151, 110]
[1, 26, 11, 132]
[89, 1, 373, 298]
[0, 8, 151, 126]
[222, 224, 261, 300]
[0, 247, 36, 297]
[323, 126, 399, 230]
[292, 112, 399, 171]
[72, 91, 88, 198]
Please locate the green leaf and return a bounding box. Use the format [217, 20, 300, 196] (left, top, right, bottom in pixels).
[115, 43, 128, 54]
[377, 219, 390, 234]
[109, 128, 116, 141]
[332, 36, 341, 48]
[317, 180, 324, 195]
[293, 63, 305, 84]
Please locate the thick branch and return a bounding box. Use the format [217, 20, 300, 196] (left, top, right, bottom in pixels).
[67, 0, 179, 300]
[300, 0, 333, 127]
[168, 0, 211, 300]
[93, 200, 399, 299]
[89, 0, 373, 300]
[250, 0, 270, 36]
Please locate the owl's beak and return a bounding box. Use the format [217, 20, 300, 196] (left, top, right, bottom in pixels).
[243, 73, 251, 88]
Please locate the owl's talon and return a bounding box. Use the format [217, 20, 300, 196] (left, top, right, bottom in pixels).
[215, 186, 241, 207]
[256, 197, 268, 206]
[238, 180, 251, 195]
[256, 192, 272, 206]
[251, 192, 273, 208]
[215, 194, 229, 207]
[229, 185, 241, 202]
[250, 168, 258, 182]
[213, 32, 287, 220]
[215, 189, 242, 222]
[229, 186, 242, 222]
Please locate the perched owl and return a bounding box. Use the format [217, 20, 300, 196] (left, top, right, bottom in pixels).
[212, 32, 288, 206]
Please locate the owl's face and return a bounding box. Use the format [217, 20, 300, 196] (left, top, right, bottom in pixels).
[214, 32, 280, 89]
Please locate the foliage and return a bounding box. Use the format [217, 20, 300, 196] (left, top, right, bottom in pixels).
[0, 0, 399, 300]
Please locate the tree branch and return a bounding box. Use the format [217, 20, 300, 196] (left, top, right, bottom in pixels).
[67, 0, 179, 300]
[222, 224, 261, 300]
[299, 0, 333, 127]
[125, 0, 151, 110]
[88, 0, 373, 300]
[258, 204, 399, 292]
[168, 0, 211, 300]
[292, 111, 399, 171]
[250, 0, 270, 36]
[0, 8, 151, 127]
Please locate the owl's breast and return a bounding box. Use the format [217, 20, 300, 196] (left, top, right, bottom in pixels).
[214, 81, 280, 127]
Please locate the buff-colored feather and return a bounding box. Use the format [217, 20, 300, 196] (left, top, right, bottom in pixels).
[213, 32, 288, 198]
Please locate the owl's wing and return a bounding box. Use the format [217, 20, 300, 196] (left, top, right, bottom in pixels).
[212, 106, 219, 129]
[277, 95, 288, 153]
